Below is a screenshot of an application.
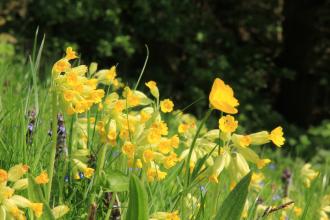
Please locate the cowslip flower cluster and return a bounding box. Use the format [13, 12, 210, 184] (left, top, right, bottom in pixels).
[149, 210, 180, 220]
[68, 117, 96, 179]
[0, 164, 43, 219]
[94, 81, 179, 182]
[67, 75, 179, 182]
[300, 163, 319, 188]
[180, 77, 285, 185]
[51, 47, 105, 115]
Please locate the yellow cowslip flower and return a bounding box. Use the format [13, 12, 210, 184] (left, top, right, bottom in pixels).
[140, 110, 151, 123]
[106, 119, 117, 143]
[256, 158, 271, 169]
[158, 139, 172, 154]
[301, 163, 319, 188]
[230, 153, 250, 181]
[52, 205, 70, 219]
[35, 171, 49, 184]
[170, 135, 180, 148]
[89, 62, 98, 75]
[249, 131, 270, 145]
[12, 178, 28, 191]
[0, 169, 8, 183]
[320, 194, 330, 220]
[72, 159, 94, 179]
[163, 153, 179, 169]
[149, 210, 180, 220]
[52, 58, 71, 75]
[160, 99, 174, 113]
[67, 65, 88, 76]
[209, 151, 231, 183]
[136, 159, 143, 169]
[8, 164, 29, 182]
[145, 80, 159, 98]
[251, 172, 264, 190]
[143, 149, 154, 162]
[30, 203, 43, 218]
[147, 129, 161, 144]
[209, 78, 239, 114]
[238, 135, 251, 147]
[122, 141, 135, 158]
[83, 167, 95, 179]
[151, 121, 168, 136]
[294, 207, 302, 217]
[219, 115, 238, 133]
[65, 47, 77, 60]
[147, 165, 167, 182]
[0, 186, 15, 200]
[94, 66, 117, 85]
[178, 123, 189, 134]
[269, 126, 285, 147]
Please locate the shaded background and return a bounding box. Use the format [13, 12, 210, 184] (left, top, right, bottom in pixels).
[1, 0, 330, 158]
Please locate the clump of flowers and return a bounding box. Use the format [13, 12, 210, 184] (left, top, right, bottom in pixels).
[91, 80, 180, 181]
[51, 47, 105, 115]
[180, 77, 285, 185]
[0, 164, 43, 219]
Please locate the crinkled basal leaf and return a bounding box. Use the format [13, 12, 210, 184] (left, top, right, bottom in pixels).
[215, 172, 252, 220]
[126, 175, 148, 220]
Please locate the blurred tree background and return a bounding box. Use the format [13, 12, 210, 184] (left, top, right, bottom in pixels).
[1, 0, 330, 158]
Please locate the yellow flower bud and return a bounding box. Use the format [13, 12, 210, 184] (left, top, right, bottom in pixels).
[52, 205, 70, 219]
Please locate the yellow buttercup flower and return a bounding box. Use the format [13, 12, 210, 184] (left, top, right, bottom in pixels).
[269, 126, 285, 147]
[35, 171, 49, 184]
[160, 99, 174, 113]
[219, 115, 238, 133]
[209, 78, 239, 114]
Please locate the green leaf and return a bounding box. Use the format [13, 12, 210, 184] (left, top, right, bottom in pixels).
[215, 172, 252, 220]
[27, 174, 56, 220]
[104, 170, 129, 192]
[126, 175, 148, 220]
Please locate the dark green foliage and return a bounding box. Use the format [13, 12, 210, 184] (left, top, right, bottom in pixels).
[215, 172, 252, 220]
[2, 0, 330, 157]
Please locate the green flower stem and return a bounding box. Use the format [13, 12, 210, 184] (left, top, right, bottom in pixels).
[185, 108, 213, 186]
[95, 144, 108, 184]
[46, 88, 58, 203]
